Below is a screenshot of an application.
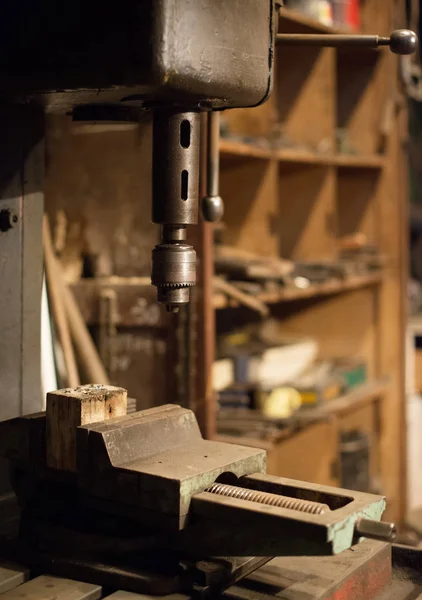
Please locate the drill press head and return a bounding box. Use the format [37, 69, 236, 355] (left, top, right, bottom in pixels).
[151, 109, 201, 312]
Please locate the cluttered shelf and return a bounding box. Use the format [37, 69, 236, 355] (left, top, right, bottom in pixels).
[217, 379, 388, 443]
[220, 140, 385, 169]
[213, 271, 383, 310]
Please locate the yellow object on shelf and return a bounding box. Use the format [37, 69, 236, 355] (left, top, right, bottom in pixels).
[258, 387, 302, 419]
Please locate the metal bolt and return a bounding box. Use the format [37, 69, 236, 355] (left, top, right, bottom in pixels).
[206, 483, 330, 515]
[0, 209, 18, 232]
[354, 518, 396, 542]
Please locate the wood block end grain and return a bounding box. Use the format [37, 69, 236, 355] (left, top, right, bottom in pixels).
[46, 385, 127, 472]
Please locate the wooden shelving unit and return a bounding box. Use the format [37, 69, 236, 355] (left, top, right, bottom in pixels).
[205, 1, 408, 523]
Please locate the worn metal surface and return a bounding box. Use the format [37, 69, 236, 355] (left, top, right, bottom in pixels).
[0, 106, 44, 420]
[0, 0, 275, 111]
[187, 473, 386, 556]
[77, 404, 266, 525]
[1, 402, 389, 557]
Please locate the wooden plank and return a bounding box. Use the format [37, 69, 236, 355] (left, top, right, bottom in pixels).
[0, 562, 29, 594]
[334, 154, 385, 168]
[46, 385, 127, 471]
[0, 575, 101, 600]
[43, 214, 80, 388]
[375, 17, 408, 521]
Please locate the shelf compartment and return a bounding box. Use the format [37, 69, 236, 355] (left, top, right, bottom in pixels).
[220, 159, 279, 258]
[337, 169, 382, 240]
[278, 165, 337, 261]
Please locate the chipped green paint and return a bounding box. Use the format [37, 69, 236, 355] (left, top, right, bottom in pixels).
[328, 497, 386, 554]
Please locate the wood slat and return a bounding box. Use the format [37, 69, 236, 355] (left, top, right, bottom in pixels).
[0, 562, 29, 594]
[0, 575, 101, 600]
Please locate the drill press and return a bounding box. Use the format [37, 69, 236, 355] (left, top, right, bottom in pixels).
[0, 1, 419, 597]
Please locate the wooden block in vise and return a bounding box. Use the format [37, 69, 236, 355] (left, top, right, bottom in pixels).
[46, 385, 127, 472]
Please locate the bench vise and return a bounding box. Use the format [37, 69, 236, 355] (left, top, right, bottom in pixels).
[0, 385, 394, 569]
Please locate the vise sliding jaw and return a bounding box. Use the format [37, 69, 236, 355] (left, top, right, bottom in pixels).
[0, 385, 392, 558]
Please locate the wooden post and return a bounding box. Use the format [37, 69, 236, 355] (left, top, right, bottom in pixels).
[193, 113, 216, 439]
[46, 385, 127, 472]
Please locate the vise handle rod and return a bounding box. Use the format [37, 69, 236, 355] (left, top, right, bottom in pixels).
[276, 29, 417, 55]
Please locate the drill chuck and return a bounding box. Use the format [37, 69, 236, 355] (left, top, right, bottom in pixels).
[151, 241, 196, 312]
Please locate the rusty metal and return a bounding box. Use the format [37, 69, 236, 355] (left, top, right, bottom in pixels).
[206, 483, 330, 515]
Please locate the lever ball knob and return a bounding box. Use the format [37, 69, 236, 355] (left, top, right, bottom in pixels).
[390, 29, 418, 55]
[202, 195, 224, 223]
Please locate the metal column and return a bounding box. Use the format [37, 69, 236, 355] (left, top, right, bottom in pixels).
[0, 106, 44, 421]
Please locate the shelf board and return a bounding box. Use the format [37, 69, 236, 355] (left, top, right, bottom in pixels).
[278, 7, 349, 34]
[333, 154, 386, 169]
[216, 379, 388, 443]
[219, 139, 273, 161]
[220, 140, 385, 170]
[213, 271, 383, 310]
[276, 148, 332, 166]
